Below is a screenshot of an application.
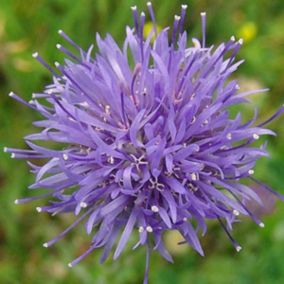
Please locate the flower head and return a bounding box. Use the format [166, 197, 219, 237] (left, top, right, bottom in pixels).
[6, 3, 284, 283]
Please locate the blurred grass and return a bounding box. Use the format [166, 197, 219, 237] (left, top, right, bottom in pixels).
[0, 0, 284, 283]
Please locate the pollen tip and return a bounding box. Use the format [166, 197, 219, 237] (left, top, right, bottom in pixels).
[146, 226, 153, 233]
[230, 35, 236, 41]
[63, 153, 69, 161]
[233, 210, 240, 216]
[3, 147, 8, 152]
[248, 169, 254, 175]
[200, 12, 206, 16]
[54, 61, 60, 68]
[58, 29, 63, 34]
[238, 38, 244, 45]
[259, 222, 265, 228]
[181, 4, 188, 9]
[253, 133, 260, 140]
[56, 43, 62, 49]
[138, 226, 144, 233]
[80, 202, 87, 208]
[11, 153, 15, 158]
[151, 205, 159, 213]
[14, 199, 19, 204]
[32, 52, 39, 58]
[236, 245, 242, 252]
[32, 93, 36, 99]
[68, 263, 73, 268]
[141, 11, 145, 17]
[147, 1, 152, 6]
[36, 207, 42, 213]
[8, 91, 15, 97]
[43, 243, 49, 248]
[131, 6, 137, 11]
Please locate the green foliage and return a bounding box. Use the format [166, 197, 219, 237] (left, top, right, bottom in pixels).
[0, 0, 284, 283]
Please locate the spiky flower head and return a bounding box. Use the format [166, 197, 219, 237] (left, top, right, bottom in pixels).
[6, 3, 284, 283]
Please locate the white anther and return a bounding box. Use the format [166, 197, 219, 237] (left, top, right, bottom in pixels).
[182, 4, 188, 9]
[11, 153, 15, 158]
[80, 202, 87, 208]
[8, 91, 15, 97]
[68, 263, 73, 268]
[175, 15, 181, 21]
[253, 133, 259, 140]
[230, 36, 236, 42]
[233, 210, 240, 216]
[191, 173, 198, 181]
[248, 169, 254, 175]
[14, 199, 19, 204]
[236, 245, 242, 252]
[29, 100, 34, 104]
[146, 226, 153, 233]
[147, 2, 152, 6]
[141, 12, 145, 17]
[36, 207, 42, 213]
[131, 6, 137, 11]
[259, 222, 265, 228]
[238, 38, 244, 45]
[63, 153, 69, 161]
[3, 147, 8, 152]
[235, 84, 240, 90]
[226, 133, 232, 140]
[58, 29, 63, 34]
[203, 119, 209, 125]
[43, 243, 49, 248]
[151, 205, 159, 213]
[138, 226, 144, 233]
[56, 43, 62, 49]
[107, 156, 114, 164]
[54, 61, 60, 67]
[200, 12, 206, 16]
[183, 217, 187, 222]
[32, 52, 39, 58]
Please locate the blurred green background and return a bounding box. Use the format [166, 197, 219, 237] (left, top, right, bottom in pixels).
[0, 0, 284, 283]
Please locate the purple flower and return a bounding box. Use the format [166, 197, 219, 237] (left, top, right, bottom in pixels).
[5, 3, 284, 283]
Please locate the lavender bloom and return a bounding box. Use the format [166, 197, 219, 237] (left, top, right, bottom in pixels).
[5, 3, 284, 283]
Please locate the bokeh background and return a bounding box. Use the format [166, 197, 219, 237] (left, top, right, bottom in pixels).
[0, 0, 284, 283]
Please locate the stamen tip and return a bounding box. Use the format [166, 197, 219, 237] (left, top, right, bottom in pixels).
[11, 153, 15, 158]
[174, 15, 181, 21]
[8, 91, 15, 97]
[36, 207, 42, 213]
[200, 12, 206, 16]
[3, 147, 8, 152]
[56, 43, 62, 49]
[80, 202, 87, 208]
[43, 243, 49, 248]
[14, 199, 19, 204]
[230, 35, 236, 41]
[68, 263, 73, 268]
[147, 1, 152, 6]
[181, 4, 188, 9]
[131, 6, 137, 11]
[259, 222, 265, 228]
[58, 29, 63, 35]
[32, 52, 39, 58]
[238, 38, 244, 45]
[54, 61, 60, 68]
[236, 245, 242, 252]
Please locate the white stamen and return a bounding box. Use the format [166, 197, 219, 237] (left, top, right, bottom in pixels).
[183, 217, 187, 222]
[63, 153, 69, 161]
[56, 43, 62, 49]
[233, 210, 240, 216]
[36, 207, 42, 213]
[58, 29, 63, 35]
[131, 6, 137, 11]
[191, 173, 198, 181]
[236, 245, 242, 252]
[253, 133, 259, 140]
[3, 147, 8, 152]
[235, 84, 240, 90]
[68, 263, 73, 268]
[32, 52, 39, 58]
[175, 15, 181, 21]
[14, 199, 19, 204]
[138, 226, 144, 233]
[203, 119, 209, 125]
[146, 226, 153, 233]
[147, 2, 152, 6]
[80, 202, 87, 208]
[43, 243, 49, 248]
[182, 4, 188, 9]
[11, 153, 15, 158]
[259, 222, 265, 228]
[54, 61, 60, 68]
[248, 169, 254, 175]
[107, 156, 114, 164]
[230, 36, 236, 41]
[8, 91, 15, 97]
[226, 133, 232, 140]
[238, 38, 244, 45]
[200, 12, 206, 16]
[151, 205, 159, 213]
[29, 100, 34, 104]
[141, 12, 145, 17]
